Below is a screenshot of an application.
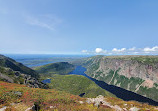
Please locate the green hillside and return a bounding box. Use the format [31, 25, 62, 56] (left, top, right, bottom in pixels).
[46, 74, 115, 98]
[0, 54, 39, 78]
[1, 80, 157, 111]
[34, 62, 75, 76]
[0, 54, 48, 88]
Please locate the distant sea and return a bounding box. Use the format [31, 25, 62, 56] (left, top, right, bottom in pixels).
[4, 54, 92, 67]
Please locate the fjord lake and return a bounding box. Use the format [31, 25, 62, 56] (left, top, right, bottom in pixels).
[68, 66, 158, 106]
[5, 54, 158, 106]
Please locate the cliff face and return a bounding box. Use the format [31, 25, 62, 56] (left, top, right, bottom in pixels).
[98, 56, 158, 83]
[83, 55, 158, 102]
[0, 54, 48, 88]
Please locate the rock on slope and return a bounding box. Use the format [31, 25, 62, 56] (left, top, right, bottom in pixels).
[83, 55, 158, 102]
[0, 54, 48, 88]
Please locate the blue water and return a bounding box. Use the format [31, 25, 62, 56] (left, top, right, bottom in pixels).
[69, 66, 89, 77]
[42, 79, 51, 84]
[69, 66, 158, 106]
[4, 54, 158, 105]
[4, 54, 92, 67]
[4, 54, 91, 60]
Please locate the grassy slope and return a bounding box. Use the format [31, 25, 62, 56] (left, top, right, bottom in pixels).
[46, 74, 115, 98]
[0, 80, 98, 111]
[0, 81, 157, 111]
[34, 62, 75, 76]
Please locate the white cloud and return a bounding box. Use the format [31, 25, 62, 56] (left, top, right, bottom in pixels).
[112, 48, 126, 52]
[129, 47, 136, 51]
[121, 48, 126, 51]
[95, 48, 107, 53]
[25, 14, 62, 31]
[82, 46, 158, 55]
[143, 46, 158, 52]
[95, 48, 103, 53]
[112, 48, 117, 52]
[82, 50, 88, 53]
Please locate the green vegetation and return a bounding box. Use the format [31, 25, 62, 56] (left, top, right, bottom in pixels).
[104, 69, 145, 91]
[0, 81, 98, 111]
[0, 55, 39, 78]
[83, 55, 103, 75]
[46, 74, 115, 98]
[0, 80, 157, 111]
[0, 55, 48, 88]
[82, 55, 158, 102]
[94, 69, 144, 91]
[0, 55, 158, 110]
[137, 86, 158, 102]
[34, 62, 75, 76]
[87, 67, 158, 101]
[102, 55, 158, 65]
[131, 56, 158, 65]
[0, 66, 24, 84]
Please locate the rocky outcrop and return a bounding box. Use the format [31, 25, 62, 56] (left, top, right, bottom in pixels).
[86, 95, 144, 111]
[0, 54, 48, 89]
[0, 54, 39, 78]
[86, 95, 122, 111]
[0, 73, 14, 83]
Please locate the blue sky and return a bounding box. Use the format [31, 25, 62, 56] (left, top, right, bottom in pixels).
[0, 0, 158, 55]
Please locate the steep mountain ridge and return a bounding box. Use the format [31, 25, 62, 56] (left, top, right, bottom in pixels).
[83, 55, 158, 102]
[0, 54, 48, 88]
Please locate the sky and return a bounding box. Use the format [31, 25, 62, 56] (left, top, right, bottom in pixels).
[0, 0, 158, 55]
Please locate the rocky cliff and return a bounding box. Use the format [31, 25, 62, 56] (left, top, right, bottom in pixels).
[83, 55, 158, 102]
[0, 54, 48, 88]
